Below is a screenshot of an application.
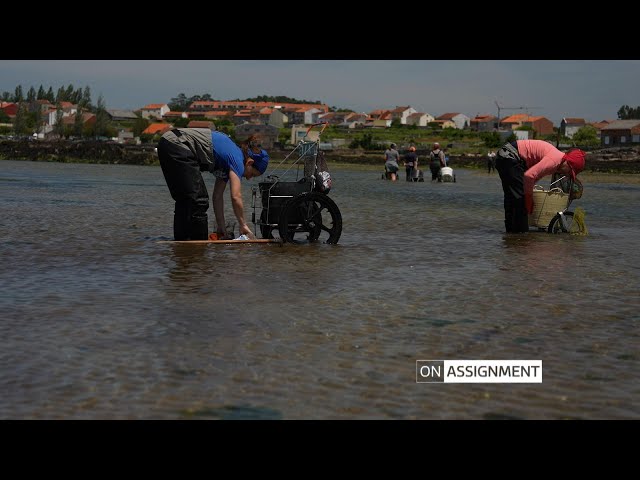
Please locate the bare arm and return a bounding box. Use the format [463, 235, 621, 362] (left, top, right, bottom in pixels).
[228, 170, 255, 239]
[212, 177, 228, 237]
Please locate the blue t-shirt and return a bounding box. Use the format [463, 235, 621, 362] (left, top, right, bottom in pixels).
[211, 131, 244, 181]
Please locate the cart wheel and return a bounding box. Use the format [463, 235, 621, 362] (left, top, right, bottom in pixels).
[259, 210, 274, 239]
[548, 211, 581, 234]
[278, 192, 342, 244]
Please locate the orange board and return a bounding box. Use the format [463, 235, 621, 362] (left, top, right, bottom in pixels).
[159, 239, 281, 245]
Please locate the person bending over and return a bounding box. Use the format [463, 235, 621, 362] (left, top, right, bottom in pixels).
[494, 139, 585, 233]
[157, 128, 268, 240]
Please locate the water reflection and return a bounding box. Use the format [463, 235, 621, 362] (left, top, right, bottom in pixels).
[1, 161, 639, 419]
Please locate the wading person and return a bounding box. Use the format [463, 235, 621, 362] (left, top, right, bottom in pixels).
[429, 142, 445, 181]
[384, 143, 400, 181]
[494, 139, 585, 233]
[157, 128, 269, 240]
[404, 146, 418, 181]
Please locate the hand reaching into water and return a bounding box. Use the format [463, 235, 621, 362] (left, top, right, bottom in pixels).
[239, 223, 256, 240]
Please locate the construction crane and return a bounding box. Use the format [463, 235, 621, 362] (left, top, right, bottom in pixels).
[495, 101, 542, 130]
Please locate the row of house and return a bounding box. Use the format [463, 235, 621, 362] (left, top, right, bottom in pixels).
[2, 99, 640, 146]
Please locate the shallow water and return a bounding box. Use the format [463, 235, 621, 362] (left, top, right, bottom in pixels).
[1, 160, 639, 419]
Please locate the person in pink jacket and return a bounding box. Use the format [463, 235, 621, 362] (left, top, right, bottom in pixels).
[494, 139, 585, 233]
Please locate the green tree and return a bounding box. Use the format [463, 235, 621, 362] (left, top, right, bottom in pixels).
[13, 103, 29, 136]
[26, 86, 36, 102]
[168, 93, 190, 111]
[1, 91, 11, 101]
[94, 94, 108, 137]
[617, 104, 640, 119]
[480, 131, 502, 148]
[139, 133, 155, 144]
[33, 106, 43, 136]
[132, 116, 150, 137]
[14, 85, 24, 102]
[53, 105, 65, 137]
[73, 110, 84, 137]
[171, 117, 190, 128]
[46, 86, 55, 102]
[73, 87, 84, 105]
[55, 86, 65, 103]
[65, 85, 75, 103]
[37, 85, 46, 100]
[572, 125, 600, 147]
[80, 86, 92, 110]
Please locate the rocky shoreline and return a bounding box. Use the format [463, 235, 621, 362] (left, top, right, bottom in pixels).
[1, 140, 640, 174]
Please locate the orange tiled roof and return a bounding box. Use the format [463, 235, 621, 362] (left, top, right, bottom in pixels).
[472, 115, 495, 121]
[142, 123, 172, 135]
[437, 112, 460, 120]
[501, 113, 530, 123]
[141, 104, 167, 110]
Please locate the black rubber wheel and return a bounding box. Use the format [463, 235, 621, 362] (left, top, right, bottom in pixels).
[548, 211, 581, 234]
[259, 210, 274, 239]
[278, 192, 342, 244]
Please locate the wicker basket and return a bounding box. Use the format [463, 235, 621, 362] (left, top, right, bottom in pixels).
[529, 187, 569, 228]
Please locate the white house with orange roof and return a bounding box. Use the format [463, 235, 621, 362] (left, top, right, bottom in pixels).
[390, 106, 417, 125]
[405, 112, 434, 127]
[140, 103, 170, 120]
[45, 102, 81, 127]
[501, 113, 554, 136]
[336, 112, 367, 128]
[436, 112, 470, 130]
[368, 110, 394, 128]
[286, 106, 323, 125]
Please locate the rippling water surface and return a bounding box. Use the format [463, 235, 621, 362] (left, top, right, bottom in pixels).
[1, 160, 639, 419]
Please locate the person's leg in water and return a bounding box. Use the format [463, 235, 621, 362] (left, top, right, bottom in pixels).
[430, 164, 439, 181]
[495, 146, 528, 233]
[157, 134, 210, 240]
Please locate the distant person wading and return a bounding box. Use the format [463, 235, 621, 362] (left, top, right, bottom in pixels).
[384, 143, 400, 181]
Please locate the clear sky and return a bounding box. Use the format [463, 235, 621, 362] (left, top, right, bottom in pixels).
[1, 60, 638, 124]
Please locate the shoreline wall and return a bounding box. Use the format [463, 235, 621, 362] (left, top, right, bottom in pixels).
[2, 140, 639, 173]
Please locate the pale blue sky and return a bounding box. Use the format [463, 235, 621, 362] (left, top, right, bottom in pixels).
[1, 60, 638, 123]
